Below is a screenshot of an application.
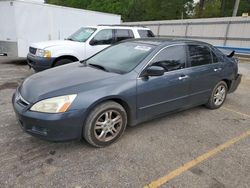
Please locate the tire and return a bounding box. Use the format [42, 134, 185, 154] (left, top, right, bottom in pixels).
[83, 101, 127, 147]
[54, 59, 73, 67]
[206, 81, 228, 109]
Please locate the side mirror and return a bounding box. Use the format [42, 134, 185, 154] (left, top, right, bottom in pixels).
[89, 39, 98, 46]
[141, 66, 165, 77]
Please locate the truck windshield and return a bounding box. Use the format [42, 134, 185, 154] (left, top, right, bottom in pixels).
[86, 42, 155, 74]
[67, 27, 96, 42]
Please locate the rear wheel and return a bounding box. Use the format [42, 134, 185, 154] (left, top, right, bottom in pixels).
[54, 59, 73, 67]
[83, 101, 127, 147]
[206, 81, 228, 109]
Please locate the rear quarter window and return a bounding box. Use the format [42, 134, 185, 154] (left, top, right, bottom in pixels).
[211, 47, 226, 62]
[211, 51, 222, 63]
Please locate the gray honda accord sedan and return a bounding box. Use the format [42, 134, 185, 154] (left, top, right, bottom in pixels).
[12, 39, 241, 147]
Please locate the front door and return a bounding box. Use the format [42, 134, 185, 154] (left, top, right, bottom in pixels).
[136, 44, 190, 121]
[85, 29, 114, 59]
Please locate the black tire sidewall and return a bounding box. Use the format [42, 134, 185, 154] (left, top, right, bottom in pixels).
[54, 59, 73, 67]
[83, 102, 127, 147]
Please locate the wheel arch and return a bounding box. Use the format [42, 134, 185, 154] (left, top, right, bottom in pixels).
[84, 96, 133, 126]
[222, 79, 232, 90]
[52, 55, 79, 67]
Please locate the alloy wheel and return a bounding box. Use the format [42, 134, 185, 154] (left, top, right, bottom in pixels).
[213, 85, 226, 106]
[94, 110, 123, 142]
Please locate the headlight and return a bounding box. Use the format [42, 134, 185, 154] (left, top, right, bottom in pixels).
[36, 49, 51, 58]
[30, 94, 77, 113]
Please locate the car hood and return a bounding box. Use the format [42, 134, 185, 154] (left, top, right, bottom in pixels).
[19, 62, 118, 103]
[31, 40, 83, 50]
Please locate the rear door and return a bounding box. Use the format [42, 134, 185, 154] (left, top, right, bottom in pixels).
[187, 44, 222, 105]
[136, 44, 190, 121]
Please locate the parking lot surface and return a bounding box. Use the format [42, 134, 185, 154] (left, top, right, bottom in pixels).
[0, 57, 249, 188]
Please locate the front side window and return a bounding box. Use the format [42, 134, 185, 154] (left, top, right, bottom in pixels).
[114, 29, 134, 42]
[67, 27, 96, 42]
[188, 45, 212, 67]
[138, 30, 155, 38]
[87, 42, 155, 74]
[90, 29, 113, 45]
[151, 45, 186, 72]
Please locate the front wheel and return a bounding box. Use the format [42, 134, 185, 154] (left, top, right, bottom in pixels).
[83, 101, 127, 147]
[206, 81, 228, 109]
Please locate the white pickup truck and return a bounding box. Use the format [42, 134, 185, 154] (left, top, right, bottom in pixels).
[27, 25, 154, 72]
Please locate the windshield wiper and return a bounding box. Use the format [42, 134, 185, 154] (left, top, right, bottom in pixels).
[88, 63, 109, 72]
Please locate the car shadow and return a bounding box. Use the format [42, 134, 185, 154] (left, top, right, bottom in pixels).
[125, 105, 206, 133]
[0, 58, 27, 65]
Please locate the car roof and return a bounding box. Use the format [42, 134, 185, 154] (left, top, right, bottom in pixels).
[123, 38, 212, 47]
[85, 25, 150, 30]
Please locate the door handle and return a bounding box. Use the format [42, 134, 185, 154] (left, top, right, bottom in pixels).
[178, 75, 189, 80]
[214, 68, 222, 72]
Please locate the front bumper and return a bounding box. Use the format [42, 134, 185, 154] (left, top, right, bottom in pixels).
[27, 53, 55, 72]
[228, 74, 242, 93]
[12, 92, 85, 142]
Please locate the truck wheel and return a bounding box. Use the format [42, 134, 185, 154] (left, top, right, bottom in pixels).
[54, 59, 73, 67]
[206, 81, 228, 109]
[83, 101, 127, 147]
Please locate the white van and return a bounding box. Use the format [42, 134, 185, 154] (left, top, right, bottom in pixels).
[27, 25, 154, 71]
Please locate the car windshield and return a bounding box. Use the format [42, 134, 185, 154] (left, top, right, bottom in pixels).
[86, 42, 155, 74]
[67, 27, 96, 42]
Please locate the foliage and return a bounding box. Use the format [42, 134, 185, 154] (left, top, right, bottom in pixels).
[194, 0, 250, 18]
[45, 0, 194, 21]
[46, 0, 250, 21]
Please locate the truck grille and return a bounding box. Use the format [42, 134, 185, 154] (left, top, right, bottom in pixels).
[29, 47, 37, 55]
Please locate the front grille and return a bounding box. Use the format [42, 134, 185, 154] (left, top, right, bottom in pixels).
[16, 92, 30, 107]
[18, 97, 29, 106]
[29, 47, 37, 55]
[30, 126, 48, 136]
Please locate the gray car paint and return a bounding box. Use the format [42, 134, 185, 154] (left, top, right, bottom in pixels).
[16, 39, 239, 138]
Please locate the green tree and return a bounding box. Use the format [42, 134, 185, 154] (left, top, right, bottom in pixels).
[194, 0, 250, 18]
[46, 0, 250, 20]
[233, 0, 250, 16]
[87, 0, 130, 21]
[45, 0, 91, 8]
[46, 0, 194, 21]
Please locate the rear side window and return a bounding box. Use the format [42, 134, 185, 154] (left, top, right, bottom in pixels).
[114, 29, 134, 42]
[138, 30, 155, 38]
[151, 45, 186, 72]
[188, 45, 212, 67]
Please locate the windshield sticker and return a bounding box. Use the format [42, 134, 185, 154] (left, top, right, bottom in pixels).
[134, 46, 152, 51]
